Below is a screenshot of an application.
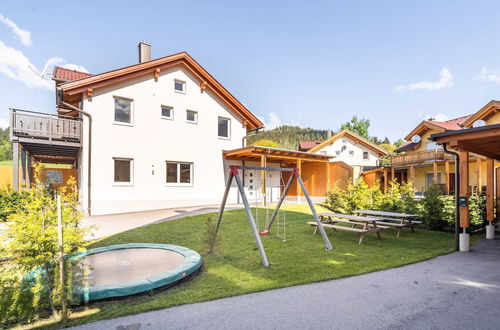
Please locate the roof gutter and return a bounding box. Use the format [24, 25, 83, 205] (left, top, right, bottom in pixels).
[59, 99, 93, 216]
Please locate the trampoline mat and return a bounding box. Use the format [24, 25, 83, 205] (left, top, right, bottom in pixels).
[80, 248, 185, 287]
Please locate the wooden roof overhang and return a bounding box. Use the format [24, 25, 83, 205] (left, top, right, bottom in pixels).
[58, 52, 264, 130]
[404, 121, 446, 141]
[308, 130, 388, 156]
[224, 146, 332, 164]
[462, 100, 500, 128]
[431, 124, 500, 160]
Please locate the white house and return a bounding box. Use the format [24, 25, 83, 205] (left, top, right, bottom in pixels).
[303, 130, 388, 180]
[10, 43, 265, 215]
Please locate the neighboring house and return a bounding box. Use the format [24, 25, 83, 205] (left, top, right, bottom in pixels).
[11, 43, 263, 215]
[302, 130, 388, 181]
[390, 100, 500, 194]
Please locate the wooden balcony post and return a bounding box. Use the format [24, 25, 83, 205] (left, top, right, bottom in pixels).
[409, 165, 415, 183]
[476, 158, 482, 195]
[433, 162, 438, 184]
[486, 158, 494, 222]
[383, 170, 388, 192]
[445, 161, 450, 195]
[391, 167, 395, 182]
[459, 150, 469, 228]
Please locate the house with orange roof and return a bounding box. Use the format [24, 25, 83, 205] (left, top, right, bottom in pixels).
[390, 101, 500, 195]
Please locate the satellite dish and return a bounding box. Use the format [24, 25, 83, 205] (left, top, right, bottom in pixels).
[411, 135, 421, 144]
[472, 120, 486, 128]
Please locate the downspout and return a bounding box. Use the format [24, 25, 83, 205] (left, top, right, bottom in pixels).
[443, 144, 460, 251]
[60, 100, 93, 216]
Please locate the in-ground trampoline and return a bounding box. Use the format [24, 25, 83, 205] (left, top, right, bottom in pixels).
[71, 243, 202, 302]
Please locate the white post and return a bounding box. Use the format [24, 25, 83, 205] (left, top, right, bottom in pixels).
[459, 230, 470, 252]
[486, 223, 495, 239]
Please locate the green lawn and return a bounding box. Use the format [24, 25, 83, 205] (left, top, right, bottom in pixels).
[32, 204, 457, 329]
[0, 160, 12, 166]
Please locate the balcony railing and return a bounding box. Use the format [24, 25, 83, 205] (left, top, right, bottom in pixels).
[10, 108, 82, 143]
[391, 150, 454, 167]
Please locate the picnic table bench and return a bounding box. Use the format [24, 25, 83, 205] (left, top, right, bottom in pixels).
[354, 210, 420, 237]
[307, 212, 385, 245]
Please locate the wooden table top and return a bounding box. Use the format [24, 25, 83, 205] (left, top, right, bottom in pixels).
[319, 212, 379, 222]
[354, 210, 416, 218]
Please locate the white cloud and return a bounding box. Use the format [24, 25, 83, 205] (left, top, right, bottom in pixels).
[394, 67, 453, 92]
[267, 112, 282, 129]
[0, 118, 8, 129]
[0, 40, 52, 89]
[0, 40, 87, 90]
[477, 66, 500, 84]
[425, 113, 448, 121]
[0, 13, 32, 46]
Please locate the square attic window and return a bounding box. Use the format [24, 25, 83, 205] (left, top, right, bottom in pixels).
[174, 80, 185, 93]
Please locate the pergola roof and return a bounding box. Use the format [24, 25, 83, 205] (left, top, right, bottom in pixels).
[224, 146, 332, 163]
[430, 124, 500, 160]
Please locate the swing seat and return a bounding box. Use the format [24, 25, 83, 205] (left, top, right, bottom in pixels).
[259, 230, 270, 235]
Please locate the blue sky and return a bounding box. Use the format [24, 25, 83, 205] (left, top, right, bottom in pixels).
[2, 0, 500, 141]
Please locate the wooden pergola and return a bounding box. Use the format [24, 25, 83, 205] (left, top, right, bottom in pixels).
[224, 146, 333, 197]
[431, 124, 500, 250]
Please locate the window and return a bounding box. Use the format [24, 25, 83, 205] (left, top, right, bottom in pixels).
[161, 106, 173, 119]
[348, 150, 354, 157]
[166, 162, 193, 185]
[426, 142, 442, 151]
[426, 172, 442, 187]
[114, 158, 133, 184]
[342, 139, 347, 144]
[218, 117, 230, 138]
[186, 110, 198, 123]
[114, 97, 132, 124]
[174, 80, 185, 93]
[363, 151, 369, 160]
[335, 151, 340, 156]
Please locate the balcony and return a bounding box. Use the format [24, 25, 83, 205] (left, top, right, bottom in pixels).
[391, 150, 454, 168]
[10, 108, 82, 145]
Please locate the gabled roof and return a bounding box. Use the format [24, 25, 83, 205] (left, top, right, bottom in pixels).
[462, 100, 500, 128]
[307, 129, 388, 156]
[298, 140, 322, 151]
[58, 52, 264, 130]
[403, 115, 471, 141]
[394, 141, 419, 153]
[53, 66, 93, 82]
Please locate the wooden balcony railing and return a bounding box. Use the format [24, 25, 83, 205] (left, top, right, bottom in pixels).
[10, 108, 82, 143]
[391, 150, 454, 167]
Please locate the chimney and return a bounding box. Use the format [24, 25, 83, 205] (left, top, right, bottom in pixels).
[138, 41, 151, 63]
[327, 130, 332, 138]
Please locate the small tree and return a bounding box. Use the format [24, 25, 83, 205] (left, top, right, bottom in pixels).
[204, 217, 220, 255]
[251, 139, 280, 148]
[420, 184, 447, 230]
[1, 165, 88, 324]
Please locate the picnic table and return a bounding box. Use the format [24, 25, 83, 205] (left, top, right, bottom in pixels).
[307, 212, 387, 244]
[353, 210, 421, 237]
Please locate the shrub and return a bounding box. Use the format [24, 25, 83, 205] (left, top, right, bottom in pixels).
[0, 166, 88, 325]
[440, 194, 486, 231]
[204, 217, 220, 255]
[419, 184, 447, 230]
[0, 187, 30, 222]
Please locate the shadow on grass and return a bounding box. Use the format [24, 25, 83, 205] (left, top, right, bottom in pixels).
[27, 206, 456, 329]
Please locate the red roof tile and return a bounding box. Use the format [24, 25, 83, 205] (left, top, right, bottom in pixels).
[53, 66, 93, 82]
[298, 141, 322, 151]
[428, 115, 472, 130]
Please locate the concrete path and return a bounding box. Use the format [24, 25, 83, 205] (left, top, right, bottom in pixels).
[73, 238, 500, 330]
[82, 204, 242, 239]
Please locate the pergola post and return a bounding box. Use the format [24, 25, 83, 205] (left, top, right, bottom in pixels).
[459, 150, 470, 251]
[445, 161, 450, 195]
[486, 158, 495, 239]
[476, 158, 482, 195]
[296, 159, 302, 203]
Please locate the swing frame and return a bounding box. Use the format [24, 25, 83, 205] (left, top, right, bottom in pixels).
[215, 165, 333, 267]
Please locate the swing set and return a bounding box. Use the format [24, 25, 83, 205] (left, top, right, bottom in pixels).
[215, 165, 333, 267]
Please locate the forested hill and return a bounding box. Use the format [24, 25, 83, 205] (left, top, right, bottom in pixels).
[0, 128, 12, 161]
[247, 125, 330, 150]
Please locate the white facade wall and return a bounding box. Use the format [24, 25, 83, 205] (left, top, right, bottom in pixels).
[78, 67, 251, 215]
[313, 136, 380, 179]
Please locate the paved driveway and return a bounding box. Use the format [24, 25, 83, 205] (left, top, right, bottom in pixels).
[82, 204, 242, 239]
[73, 237, 500, 330]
